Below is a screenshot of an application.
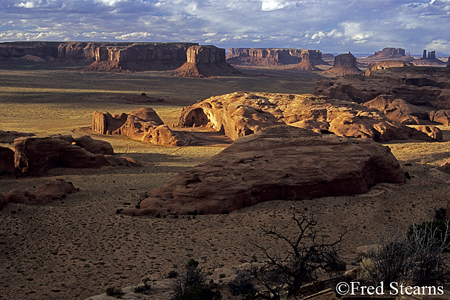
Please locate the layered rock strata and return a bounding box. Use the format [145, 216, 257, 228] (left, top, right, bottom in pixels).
[177, 92, 436, 142]
[121, 126, 405, 216]
[173, 45, 240, 77]
[368, 48, 406, 59]
[226, 48, 327, 66]
[321, 52, 363, 76]
[91, 108, 194, 146]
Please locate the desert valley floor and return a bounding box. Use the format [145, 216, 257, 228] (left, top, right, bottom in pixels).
[1, 63, 450, 299]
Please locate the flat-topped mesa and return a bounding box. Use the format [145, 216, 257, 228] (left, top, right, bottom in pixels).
[369, 47, 406, 59]
[226, 48, 327, 66]
[321, 52, 363, 76]
[365, 60, 414, 76]
[87, 42, 197, 72]
[173, 45, 240, 77]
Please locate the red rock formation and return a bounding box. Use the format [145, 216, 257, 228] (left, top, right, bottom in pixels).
[413, 50, 447, 66]
[415, 125, 443, 141]
[288, 51, 320, 71]
[321, 52, 363, 76]
[315, 66, 450, 109]
[226, 48, 327, 66]
[368, 48, 406, 59]
[365, 61, 413, 76]
[13, 135, 134, 176]
[0, 146, 14, 175]
[121, 126, 405, 216]
[0, 130, 35, 143]
[429, 110, 450, 125]
[91, 108, 193, 146]
[173, 45, 240, 77]
[177, 92, 435, 142]
[363, 95, 428, 125]
[4, 179, 77, 206]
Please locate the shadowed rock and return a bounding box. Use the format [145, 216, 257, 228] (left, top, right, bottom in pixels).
[14, 135, 136, 176]
[91, 108, 194, 146]
[430, 110, 450, 125]
[0, 146, 14, 175]
[363, 95, 428, 125]
[3, 179, 77, 208]
[321, 52, 363, 76]
[121, 126, 405, 217]
[0, 130, 35, 143]
[178, 92, 436, 142]
[365, 61, 413, 76]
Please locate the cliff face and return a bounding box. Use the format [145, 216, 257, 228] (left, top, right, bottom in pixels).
[369, 48, 406, 59]
[321, 52, 363, 76]
[226, 48, 326, 66]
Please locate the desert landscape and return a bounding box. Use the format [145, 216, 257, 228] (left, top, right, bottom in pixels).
[1, 42, 450, 300]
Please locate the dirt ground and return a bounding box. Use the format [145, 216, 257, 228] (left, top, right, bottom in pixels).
[1, 64, 450, 300]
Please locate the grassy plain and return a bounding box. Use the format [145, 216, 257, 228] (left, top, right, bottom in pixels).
[1, 62, 450, 300]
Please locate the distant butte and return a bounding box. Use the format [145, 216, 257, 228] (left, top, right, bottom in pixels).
[0, 41, 239, 77]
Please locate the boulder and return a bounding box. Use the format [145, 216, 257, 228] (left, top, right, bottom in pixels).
[321, 52, 363, 76]
[363, 95, 428, 125]
[13, 135, 128, 176]
[121, 126, 405, 216]
[91, 108, 193, 146]
[73, 136, 114, 155]
[415, 125, 443, 141]
[177, 92, 436, 142]
[0, 146, 15, 175]
[429, 110, 450, 125]
[173, 45, 240, 78]
[4, 179, 77, 206]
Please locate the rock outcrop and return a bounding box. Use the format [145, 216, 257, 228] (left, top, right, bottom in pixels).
[363, 95, 428, 125]
[177, 92, 436, 142]
[14, 135, 136, 176]
[2, 179, 77, 208]
[226, 48, 327, 66]
[321, 52, 363, 76]
[0, 146, 14, 175]
[91, 108, 194, 146]
[173, 45, 240, 78]
[429, 110, 450, 125]
[121, 126, 405, 216]
[85, 42, 197, 72]
[365, 61, 414, 76]
[368, 48, 406, 59]
[288, 51, 320, 71]
[0, 130, 35, 143]
[413, 50, 447, 66]
[314, 66, 450, 109]
[447, 57, 450, 68]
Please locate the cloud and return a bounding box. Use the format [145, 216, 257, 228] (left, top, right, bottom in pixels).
[425, 39, 450, 53]
[261, 0, 287, 11]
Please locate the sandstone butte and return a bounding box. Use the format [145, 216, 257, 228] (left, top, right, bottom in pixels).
[314, 63, 450, 126]
[0, 41, 239, 77]
[177, 92, 437, 142]
[13, 135, 138, 176]
[91, 107, 196, 146]
[368, 47, 407, 59]
[120, 126, 405, 217]
[321, 52, 363, 76]
[226, 48, 327, 66]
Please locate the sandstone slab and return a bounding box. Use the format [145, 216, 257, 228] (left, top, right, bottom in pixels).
[121, 126, 405, 216]
[178, 92, 436, 142]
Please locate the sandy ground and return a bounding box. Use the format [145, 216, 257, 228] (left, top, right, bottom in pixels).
[1, 65, 450, 299]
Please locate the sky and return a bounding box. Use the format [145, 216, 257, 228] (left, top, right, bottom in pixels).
[0, 0, 450, 55]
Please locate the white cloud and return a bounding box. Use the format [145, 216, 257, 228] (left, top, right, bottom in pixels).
[261, 0, 287, 11]
[340, 21, 372, 41]
[15, 1, 36, 8]
[425, 39, 450, 53]
[94, 0, 126, 6]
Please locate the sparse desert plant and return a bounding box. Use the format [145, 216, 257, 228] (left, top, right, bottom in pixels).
[173, 259, 222, 300]
[167, 270, 179, 278]
[360, 220, 450, 287]
[105, 286, 124, 298]
[228, 271, 257, 299]
[251, 211, 346, 299]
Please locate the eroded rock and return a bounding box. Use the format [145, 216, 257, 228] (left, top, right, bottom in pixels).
[321, 52, 363, 76]
[0, 146, 14, 175]
[121, 126, 405, 216]
[178, 92, 436, 142]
